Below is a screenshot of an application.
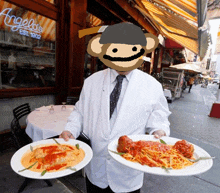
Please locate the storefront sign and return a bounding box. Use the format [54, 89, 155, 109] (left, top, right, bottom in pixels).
[0, 8, 43, 40]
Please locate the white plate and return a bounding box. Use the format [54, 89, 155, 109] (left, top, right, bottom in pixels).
[10, 138, 93, 179]
[108, 135, 213, 176]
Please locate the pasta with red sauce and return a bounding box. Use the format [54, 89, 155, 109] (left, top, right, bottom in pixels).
[117, 135, 195, 169]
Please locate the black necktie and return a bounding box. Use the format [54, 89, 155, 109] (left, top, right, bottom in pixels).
[110, 75, 125, 119]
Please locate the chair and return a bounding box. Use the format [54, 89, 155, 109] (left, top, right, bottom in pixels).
[13, 103, 31, 129]
[11, 104, 53, 192]
[11, 103, 32, 149]
[11, 118, 32, 150]
[66, 96, 79, 105]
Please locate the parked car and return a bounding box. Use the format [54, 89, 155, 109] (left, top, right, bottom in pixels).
[213, 77, 219, 84]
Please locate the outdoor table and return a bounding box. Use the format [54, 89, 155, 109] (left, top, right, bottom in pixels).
[26, 105, 74, 141]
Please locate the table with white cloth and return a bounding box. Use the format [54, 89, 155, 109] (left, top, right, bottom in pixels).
[26, 105, 74, 141]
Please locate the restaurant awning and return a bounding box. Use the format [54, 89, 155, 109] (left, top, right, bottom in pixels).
[86, 13, 103, 27]
[0, 1, 104, 42]
[169, 62, 203, 73]
[0, 1, 56, 42]
[114, 0, 209, 58]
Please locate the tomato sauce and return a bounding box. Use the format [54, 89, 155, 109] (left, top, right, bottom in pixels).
[47, 163, 67, 171]
[21, 144, 85, 173]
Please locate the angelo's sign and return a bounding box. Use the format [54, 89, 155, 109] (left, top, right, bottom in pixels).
[0, 8, 43, 40]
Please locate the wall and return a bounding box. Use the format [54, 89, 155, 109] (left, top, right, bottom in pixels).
[0, 95, 55, 132]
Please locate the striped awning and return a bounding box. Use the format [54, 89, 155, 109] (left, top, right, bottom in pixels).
[86, 13, 103, 27]
[45, 0, 55, 4]
[0, 1, 103, 41]
[0, 0, 56, 41]
[134, 0, 198, 54]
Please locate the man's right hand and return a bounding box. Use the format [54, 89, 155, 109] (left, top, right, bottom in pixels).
[59, 130, 75, 141]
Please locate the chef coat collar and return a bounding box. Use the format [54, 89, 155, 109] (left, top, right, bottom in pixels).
[110, 69, 133, 84]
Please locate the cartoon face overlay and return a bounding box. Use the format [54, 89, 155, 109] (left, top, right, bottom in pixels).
[86, 23, 159, 72]
[104, 44, 145, 62]
[101, 43, 146, 71]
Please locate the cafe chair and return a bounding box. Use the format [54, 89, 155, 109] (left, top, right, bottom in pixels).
[10, 118, 32, 150]
[66, 96, 79, 105]
[13, 103, 31, 130]
[11, 119, 53, 193]
[11, 104, 53, 193]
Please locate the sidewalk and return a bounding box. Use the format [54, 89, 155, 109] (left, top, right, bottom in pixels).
[169, 83, 220, 149]
[140, 84, 220, 193]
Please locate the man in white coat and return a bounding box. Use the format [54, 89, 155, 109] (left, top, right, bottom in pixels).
[60, 23, 171, 193]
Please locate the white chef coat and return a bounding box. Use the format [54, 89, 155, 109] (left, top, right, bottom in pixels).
[65, 68, 171, 192]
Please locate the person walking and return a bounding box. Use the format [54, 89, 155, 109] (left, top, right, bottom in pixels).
[188, 76, 195, 93]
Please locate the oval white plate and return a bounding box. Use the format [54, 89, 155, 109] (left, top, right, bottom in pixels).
[11, 138, 93, 179]
[108, 135, 213, 176]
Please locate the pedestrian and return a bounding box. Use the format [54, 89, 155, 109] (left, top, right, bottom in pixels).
[60, 23, 171, 193]
[8, 51, 17, 84]
[188, 76, 195, 93]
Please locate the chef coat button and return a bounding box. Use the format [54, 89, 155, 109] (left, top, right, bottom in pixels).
[107, 155, 111, 160]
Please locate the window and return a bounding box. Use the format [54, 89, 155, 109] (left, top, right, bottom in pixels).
[0, 0, 56, 89]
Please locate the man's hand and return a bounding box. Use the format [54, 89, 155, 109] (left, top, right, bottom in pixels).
[59, 130, 75, 141]
[152, 130, 166, 139]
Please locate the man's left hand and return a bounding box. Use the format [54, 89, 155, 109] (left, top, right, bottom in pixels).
[152, 130, 166, 139]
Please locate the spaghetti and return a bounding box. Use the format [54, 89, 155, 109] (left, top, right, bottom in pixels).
[117, 136, 195, 170]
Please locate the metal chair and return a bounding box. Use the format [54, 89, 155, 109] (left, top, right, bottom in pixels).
[11, 119, 53, 193]
[11, 104, 53, 192]
[11, 103, 32, 149]
[66, 96, 79, 105]
[10, 118, 32, 150]
[13, 103, 31, 129]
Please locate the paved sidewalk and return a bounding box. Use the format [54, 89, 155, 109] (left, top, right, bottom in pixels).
[140, 84, 220, 193]
[169, 83, 220, 149]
